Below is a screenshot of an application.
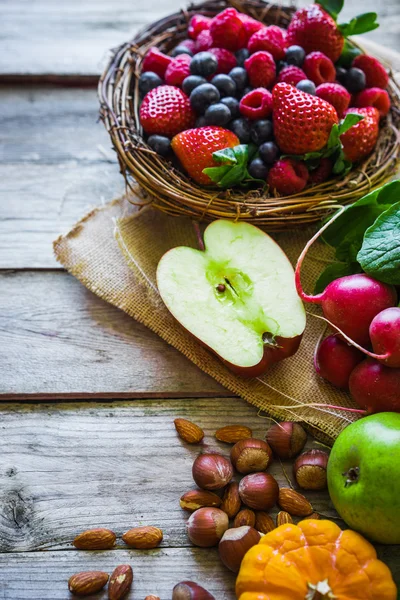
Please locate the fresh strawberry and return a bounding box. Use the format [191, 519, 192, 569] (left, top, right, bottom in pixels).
[195, 29, 214, 52]
[210, 8, 247, 51]
[316, 82, 350, 117]
[352, 55, 389, 89]
[303, 51, 335, 86]
[209, 48, 237, 74]
[354, 87, 391, 117]
[247, 25, 286, 60]
[244, 51, 276, 88]
[179, 39, 196, 53]
[278, 65, 307, 86]
[171, 126, 239, 185]
[238, 13, 264, 43]
[188, 14, 211, 40]
[140, 85, 196, 137]
[340, 107, 380, 162]
[268, 158, 309, 195]
[309, 158, 333, 184]
[142, 47, 173, 78]
[286, 4, 344, 63]
[165, 54, 191, 87]
[240, 88, 273, 120]
[272, 82, 338, 154]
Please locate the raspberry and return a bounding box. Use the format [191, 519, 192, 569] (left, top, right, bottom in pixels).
[208, 48, 237, 74]
[278, 66, 307, 86]
[165, 54, 191, 87]
[238, 13, 264, 43]
[352, 55, 389, 89]
[244, 51, 276, 88]
[309, 158, 333, 184]
[142, 47, 173, 79]
[188, 14, 211, 40]
[140, 85, 196, 137]
[354, 87, 391, 118]
[316, 82, 350, 117]
[239, 88, 273, 120]
[210, 8, 247, 51]
[303, 51, 335, 86]
[248, 25, 286, 61]
[268, 158, 309, 195]
[179, 39, 196, 53]
[195, 29, 214, 52]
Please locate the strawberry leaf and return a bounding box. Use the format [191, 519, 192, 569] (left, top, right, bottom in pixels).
[317, 0, 344, 20]
[213, 147, 237, 165]
[337, 39, 362, 68]
[339, 12, 379, 36]
[338, 112, 364, 135]
[203, 166, 232, 183]
[218, 164, 247, 188]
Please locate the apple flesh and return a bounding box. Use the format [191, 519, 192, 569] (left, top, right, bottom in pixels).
[156, 220, 306, 377]
[327, 412, 400, 544]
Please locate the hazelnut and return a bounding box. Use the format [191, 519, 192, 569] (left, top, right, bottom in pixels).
[266, 422, 307, 459]
[293, 449, 329, 490]
[220, 482, 241, 518]
[239, 472, 279, 511]
[187, 507, 229, 547]
[192, 453, 233, 490]
[230, 438, 273, 474]
[172, 581, 215, 600]
[218, 526, 261, 572]
[180, 489, 222, 512]
[255, 511, 275, 534]
[233, 508, 256, 528]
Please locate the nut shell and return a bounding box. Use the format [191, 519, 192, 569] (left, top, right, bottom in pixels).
[172, 581, 215, 600]
[187, 507, 229, 547]
[192, 453, 233, 490]
[266, 422, 307, 459]
[73, 528, 116, 550]
[219, 526, 261, 572]
[108, 565, 133, 600]
[239, 472, 279, 511]
[220, 482, 241, 518]
[122, 526, 163, 549]
[278, 487, 313, 516]
[215, 425, 252, 444]
[230, 438, 273, 474]
[293, 449, 329, 490]
[68, 571, 109, 596]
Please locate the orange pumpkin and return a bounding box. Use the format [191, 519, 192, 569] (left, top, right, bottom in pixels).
[236, 519, 397, 600]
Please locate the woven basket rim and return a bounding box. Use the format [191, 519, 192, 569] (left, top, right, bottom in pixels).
[98, 0, 400, 230]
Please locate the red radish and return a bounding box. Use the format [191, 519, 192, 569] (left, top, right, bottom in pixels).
[314, 334, 364, 389]
[349, 358, 400, 413]
[369, 307, 400, 368]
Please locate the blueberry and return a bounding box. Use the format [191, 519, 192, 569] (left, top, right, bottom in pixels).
[230, 118, 251, 144]
[259, 141, 279, 165]
[276, 60, 288, 74]
[250, 120, 274, 145]
[235, 48, 250, 67]
[139, 71, 163, 96]
[296, 79, 316, 95]
[241, 86, 252, 98]
[335, 66, 347, 85]
[344, 67, 366, 93]
[190, 52, 218, 77]
[285, 45, 306, 66]
[182, 75, 207, 95]
[221, 96, 240, 119]
[211, 74, 237, 97]
[171, 45, 193, 57]
[204, 103, 232, 126]
[147, 135, 171, 156]
[229, 67, 248, 91]
[190, 83, 220, 114]
[248, 158, 269, 180]
[195, 115, 208, 128]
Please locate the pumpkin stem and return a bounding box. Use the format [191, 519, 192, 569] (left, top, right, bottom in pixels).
[306, 580, 336, 600]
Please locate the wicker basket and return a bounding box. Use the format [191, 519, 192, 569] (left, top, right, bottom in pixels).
[98, 0, 400, 230]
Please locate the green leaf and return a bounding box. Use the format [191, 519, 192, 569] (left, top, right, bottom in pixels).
[338, 113, 364, 136]
[314, 262, 362, 294]
[336, 39, 362, 68]
[232, 144, 249, 166]
[327, 124, 340, 150]
[357, 201, 400, 284]
[202, 166, 232, 183]
[218, 164, 246, 188]
[212, 147, 237, 165]
[317, 0, 344, 20]
[339, 12, 379, 36]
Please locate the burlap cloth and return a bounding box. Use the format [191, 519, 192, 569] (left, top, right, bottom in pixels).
[53, 193, 364, 445]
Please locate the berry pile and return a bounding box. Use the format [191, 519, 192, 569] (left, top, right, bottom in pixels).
[138, 2, 389, 195]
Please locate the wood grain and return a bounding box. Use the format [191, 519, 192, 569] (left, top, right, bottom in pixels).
[0, 271, 228, 398]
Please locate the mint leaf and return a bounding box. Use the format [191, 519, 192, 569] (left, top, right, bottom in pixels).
[339, 12, 379, 36]
[338, 113, 364, 135]
[213, 147, 237, 165]
[317, 0, 344, 20]
[203, 166, 232, 183]
[357, 201, 400, 284]
[314, 262, 362, 294]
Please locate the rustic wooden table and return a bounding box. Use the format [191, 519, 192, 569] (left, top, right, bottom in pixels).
[0, 1, 399, 598]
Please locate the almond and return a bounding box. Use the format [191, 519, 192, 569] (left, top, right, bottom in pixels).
[108, 564, 133, 600]
[254, 511, 275, 534]
[220, 481, 241, 518]
[144, 597, 161, 600]
[233, 508, 256, 528]
[122, 526, 163, 549]
[215, 425, 252, 444]
[180, 489, 222, 512]
[303, 512, 321, 520]
[278, 488, 313, 517]
[73, 528, 116, 550]
[68, 571, 109, 596]
[276, 511, 293, 526]
[174, 418, 204, 444]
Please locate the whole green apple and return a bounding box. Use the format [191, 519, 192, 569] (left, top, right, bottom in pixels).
[327, 412, 400, 544]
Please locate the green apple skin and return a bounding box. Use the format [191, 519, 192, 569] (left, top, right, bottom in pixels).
[327, 412, 400, 544]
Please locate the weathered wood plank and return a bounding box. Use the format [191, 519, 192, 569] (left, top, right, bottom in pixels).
[0, 272, 228, 398]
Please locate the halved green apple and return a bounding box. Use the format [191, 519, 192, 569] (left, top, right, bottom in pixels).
[156, 220, 306, 377]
